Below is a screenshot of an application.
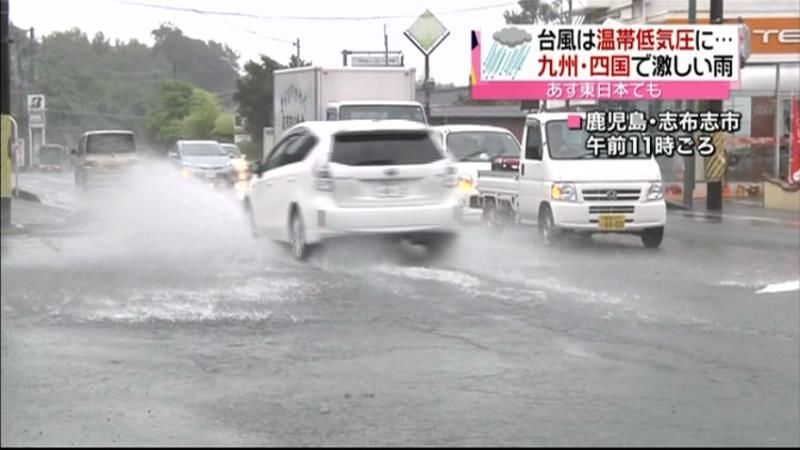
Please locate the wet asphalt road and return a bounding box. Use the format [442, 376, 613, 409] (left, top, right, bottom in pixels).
[2, 170, 799, 446]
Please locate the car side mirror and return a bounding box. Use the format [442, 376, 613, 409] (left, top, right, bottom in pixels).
[248, 161, 261, 174]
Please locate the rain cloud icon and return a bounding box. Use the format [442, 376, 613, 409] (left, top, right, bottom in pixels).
[484, 27, 533, 80]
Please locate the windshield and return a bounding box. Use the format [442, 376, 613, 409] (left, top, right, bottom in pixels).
[86, 133, 135, 154]
[331, 131, 442, 166]
[546, 120, 651, 160]
[39, 147, 63, 164]
[339, 105, 426, 123]
[446, 131, 520, 162]
[180, 142, 226, 157]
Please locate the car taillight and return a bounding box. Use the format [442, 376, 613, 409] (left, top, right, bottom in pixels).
[442, 165, 458, 188]
[314, 165, 335, 191]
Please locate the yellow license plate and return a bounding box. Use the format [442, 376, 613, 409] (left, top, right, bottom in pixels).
[598, 214, 626, 230]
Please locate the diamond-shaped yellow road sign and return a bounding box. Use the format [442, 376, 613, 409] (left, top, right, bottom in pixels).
[404, 9, 450, 55]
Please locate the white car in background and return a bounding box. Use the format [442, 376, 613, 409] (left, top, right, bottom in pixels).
[432, 125, 522, 218]
[245, 120, 461, 261]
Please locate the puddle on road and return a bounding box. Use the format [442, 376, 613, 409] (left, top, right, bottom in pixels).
[56, 277, 320, 324]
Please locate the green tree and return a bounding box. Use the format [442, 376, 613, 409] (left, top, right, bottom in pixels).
[179, 89, 222, 139]
[288, 54, 312, 68]
[212, 113, 235, 142]
[234, 55, 284, 145]
[152, 24, 240, 102]
[146, 80, 194, 146]
[503, 0, 561, 24]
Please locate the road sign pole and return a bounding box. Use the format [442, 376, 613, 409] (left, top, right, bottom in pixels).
[683, 0, 697, 209]
[1, 0, 11, 227]
[424, 54, 431, 121]
[706, 0, 724, 212]
[403, 9, 449, 123]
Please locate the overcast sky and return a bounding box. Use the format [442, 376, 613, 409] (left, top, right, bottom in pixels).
[8, 0, 544, 85]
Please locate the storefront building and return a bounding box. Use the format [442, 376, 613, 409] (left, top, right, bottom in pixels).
[578, 1, 800, 186]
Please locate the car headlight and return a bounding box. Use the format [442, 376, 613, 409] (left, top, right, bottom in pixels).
[181, 168, 191, 179]
[646, 182, 663, 201]
[551, 182, 577, 202]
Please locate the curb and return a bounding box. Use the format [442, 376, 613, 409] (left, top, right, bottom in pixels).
[0, 224, 27, 236]
[666, 201, 690, 211]
[15, 190, 42, 203]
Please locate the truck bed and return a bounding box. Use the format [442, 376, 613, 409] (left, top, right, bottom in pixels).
[477, 170, 518, 197]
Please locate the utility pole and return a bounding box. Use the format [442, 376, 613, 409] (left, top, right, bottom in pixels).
[293, 38, 300, 65]
[706, 0, 724, 211]
[28, 27, 33, 86]
[2, 0, 12, 227]
[683, 0, 697, 209]
[384, 24, 389, 66]
[565, 0, 573, 110]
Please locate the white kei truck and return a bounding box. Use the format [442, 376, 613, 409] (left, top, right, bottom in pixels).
[475, 112, 667, 248]
[267, 66, 427, 154]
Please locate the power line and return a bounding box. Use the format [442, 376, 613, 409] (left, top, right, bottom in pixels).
[116, 1, 518, 22]
[192, 9, 295, 44]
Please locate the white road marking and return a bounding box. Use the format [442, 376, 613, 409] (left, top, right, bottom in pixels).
[755, 281, 800, 295]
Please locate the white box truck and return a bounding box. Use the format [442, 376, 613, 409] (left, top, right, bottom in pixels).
[272, 66, 425, 141]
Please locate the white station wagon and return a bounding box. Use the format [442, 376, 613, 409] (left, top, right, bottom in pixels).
[245, 120, 461, 260]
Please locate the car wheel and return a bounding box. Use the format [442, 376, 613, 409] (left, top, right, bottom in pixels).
[641, 227, 664, 249]
[424, 233, 458, 260]
[482, 201, 504, 234]
[289, 210, 311, 261]
[538, 205, 560, 246]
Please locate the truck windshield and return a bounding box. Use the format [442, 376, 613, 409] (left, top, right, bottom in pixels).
[446, 131, 520, 162]
[86, 133, 136, 154]
[339, 105, 426, 123]
[331, 131, 442, 166]
[546, 120, 651, 160]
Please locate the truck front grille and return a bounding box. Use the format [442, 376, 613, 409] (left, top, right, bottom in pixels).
[582, 188, 641, 202]
[589, 205, 635, 214]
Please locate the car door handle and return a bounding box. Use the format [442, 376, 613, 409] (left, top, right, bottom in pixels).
[520, 163, 525, 176]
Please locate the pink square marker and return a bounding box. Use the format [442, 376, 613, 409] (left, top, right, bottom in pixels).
[567, 115, 583, 129]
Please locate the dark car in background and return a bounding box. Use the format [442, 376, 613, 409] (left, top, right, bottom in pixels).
[37, 144, 68, 172]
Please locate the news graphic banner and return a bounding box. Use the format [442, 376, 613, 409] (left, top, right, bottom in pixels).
[567, 110, 742, 159]
[470, 25, 742, 101]
[791, 97, 800, 184]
